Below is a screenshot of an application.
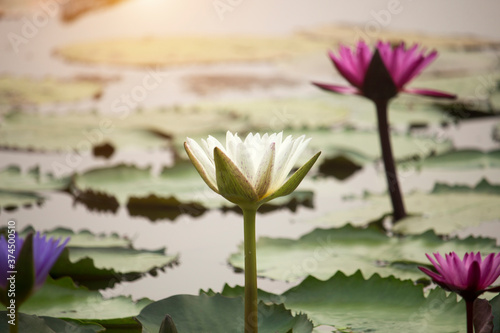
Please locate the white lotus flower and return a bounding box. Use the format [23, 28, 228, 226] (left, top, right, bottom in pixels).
[184, 131, 320, 207]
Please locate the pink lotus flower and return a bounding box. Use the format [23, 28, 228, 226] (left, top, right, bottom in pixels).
[313, 40, 456, 99]
[419, 252, 500, 301]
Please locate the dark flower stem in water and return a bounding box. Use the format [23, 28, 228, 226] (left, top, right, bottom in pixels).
[374, 99, 407, 222]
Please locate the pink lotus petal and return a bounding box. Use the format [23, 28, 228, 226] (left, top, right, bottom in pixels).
[329, 50, 363, 88]
[314, 40, 455, 101]
[312, 82, 361, 95]
[402, 87, 457, 99]
[421, 251, 500, 301]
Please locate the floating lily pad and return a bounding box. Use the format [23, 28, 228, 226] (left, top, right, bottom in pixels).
[195, 95, 453, 131]
[43, 230, 177, 289]
[0, 76, 104, 106]
[183, 73, 299, 95]
[297, 24, 500, 51]
[55, 36, 325, 67]
[296, 128, 453, 166]
[0, 107, 246, 152]
[0, 312, 104, 333]
[71, 163, 314, 217]
[0, 277, 151, 330]
[420, 73, 500, 115]
[136, 293, 313, 333]
[0, 165, 70, 210]
[419, 149, 500, 169]
[20, 227, 129, 247]
[313, 179, 500, 235]
[0, 189, 44, 211]
[228, 224, 499, 282]
[215, 271, 466, 332]
[16, 227, 177, 289]
[0, 165, 70, 191]
[0, 110, 170, 152]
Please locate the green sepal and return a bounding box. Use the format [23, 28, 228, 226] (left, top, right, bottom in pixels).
[362, 49, 398, 101]
[214, 147, 259, 204]
[262, 152, 320, 203]
[15, 233, 35, 307]
[159, 314, 178, 333]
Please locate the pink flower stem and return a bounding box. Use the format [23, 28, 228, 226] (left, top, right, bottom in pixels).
[466, 300, 474, 333]
[374, 99, 407, 222]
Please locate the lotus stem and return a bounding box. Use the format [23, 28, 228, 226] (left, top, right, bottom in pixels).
[374, 99, 407, 222]
[466, 300, 474, 333]
[242, 207, 258, 333]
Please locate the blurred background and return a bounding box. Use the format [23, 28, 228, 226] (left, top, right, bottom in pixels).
[0, 0, 500, 306]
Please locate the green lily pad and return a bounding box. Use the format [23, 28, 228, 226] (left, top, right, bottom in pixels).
[195, 95, 453, 131]
[419, 149, 500, 169]
[0, 110, 170, 152]
[0, 165, 70, 191]
[0, 312, 104, 333]
[294, 128, 453, 166]
[393, 179, 500, 235]
[216, 271, 466, 332]
[136, 293, 313, 333]
[0, 165, 71, 210]
[20, 227, 131, 248]
[0, 76, 104, 106]
[55, 36, 325, 67]
[312, 179, 500, 234]
[0, 277, 151, 330]
[0, 189, 44, 211]
[299, 24, 500, 52]
[71, 162, 314, 217]
[420, 73, 500, 114]
[51, 246, 178, 289]
[47, 229, 177, 289]
[0, 107, 247, 152]
[16, 227, 178, 289]
[228, 224, 499, 282]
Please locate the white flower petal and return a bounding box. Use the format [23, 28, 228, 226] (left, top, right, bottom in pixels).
[185, 131, 316, 204]
[235, 141, 255, 185]
[185, 138, 218, 191]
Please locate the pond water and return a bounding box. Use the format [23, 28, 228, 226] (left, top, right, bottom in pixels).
[1, 0, 500, 310]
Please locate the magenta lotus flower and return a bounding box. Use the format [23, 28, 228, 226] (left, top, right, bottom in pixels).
[313, 40, 456, 99]
[419, 252, 500, 333]
[0, 232, 69, 294]
[419, 252, 500, 300]
[313, 41, 456, 223]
